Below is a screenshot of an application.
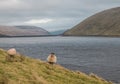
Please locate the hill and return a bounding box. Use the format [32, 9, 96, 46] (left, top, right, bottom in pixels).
[0, 25, 49, 37]
[0, 48, 112, 84]
[50, 29, 67, 35]
[63, 7, 120, 36]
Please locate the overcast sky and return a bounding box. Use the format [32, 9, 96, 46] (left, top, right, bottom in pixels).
[0, 0, 120, 31]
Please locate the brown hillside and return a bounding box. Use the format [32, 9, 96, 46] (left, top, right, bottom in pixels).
[0, 25, 49, 36]
[63, 7, 120, 36]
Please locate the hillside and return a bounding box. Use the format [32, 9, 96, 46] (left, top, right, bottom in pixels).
[0, 25, 49, 37]
[15, 25, 50, 35]
[63, 7, 120, 36]
[50, 29, 67, 35]
[0, 48, 113, 84]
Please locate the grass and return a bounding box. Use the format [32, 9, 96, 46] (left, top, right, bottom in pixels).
[0, 48, 113, 84]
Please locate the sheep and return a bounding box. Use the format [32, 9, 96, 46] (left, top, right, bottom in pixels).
[7, 48, 16, 56]
[47, 53, 57, 65]
[6, 48, 17, 62]
[6, 48, 25, 62]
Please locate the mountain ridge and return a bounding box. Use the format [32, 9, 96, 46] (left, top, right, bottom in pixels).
[0, 25, 50, 37]
[63, 7, 120, 36]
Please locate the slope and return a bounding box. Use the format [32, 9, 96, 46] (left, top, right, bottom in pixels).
[63, 7, 120, 36]
[0, 48, 113, 84]
[0, 25, 49, 37]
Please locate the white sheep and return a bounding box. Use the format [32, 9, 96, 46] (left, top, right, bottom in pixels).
[7, 48, 16, 56]
[47, 53, 57, 65]
[6, 48, 17, 62]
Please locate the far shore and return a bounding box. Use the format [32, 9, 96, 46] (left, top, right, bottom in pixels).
[63, 35, 120, 38]
[0, 35, 60, 38]
[0, 35, 120, 38]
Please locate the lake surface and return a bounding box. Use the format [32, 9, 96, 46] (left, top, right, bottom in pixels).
[0, 36, 120, 83]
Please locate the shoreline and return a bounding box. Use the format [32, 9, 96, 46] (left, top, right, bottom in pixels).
[1, 35, 120, 38]
[0, 35, 59, 38]
[63, 35, 120, 37]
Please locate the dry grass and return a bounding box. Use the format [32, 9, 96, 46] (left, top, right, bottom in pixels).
[63, 7, 120, 36]
[0, 48, 113, 84]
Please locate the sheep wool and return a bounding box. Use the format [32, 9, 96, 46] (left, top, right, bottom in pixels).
[7, 48, 17, 55]
[47, 55, 57, 63]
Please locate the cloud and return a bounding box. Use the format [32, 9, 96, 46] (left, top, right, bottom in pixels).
[0, 0, 119, 31]
[24, 19, 53, 24]
[0, 0, 25, 10]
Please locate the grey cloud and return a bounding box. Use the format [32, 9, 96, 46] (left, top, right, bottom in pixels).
[0, 0, 120, 31]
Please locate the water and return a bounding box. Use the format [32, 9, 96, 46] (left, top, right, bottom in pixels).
[0, 36, 120, 83]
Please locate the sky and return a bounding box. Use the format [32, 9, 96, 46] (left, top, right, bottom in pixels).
[0, 0, 120, 32]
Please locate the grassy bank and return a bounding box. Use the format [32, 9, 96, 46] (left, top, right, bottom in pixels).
[0, 48, 113, 84]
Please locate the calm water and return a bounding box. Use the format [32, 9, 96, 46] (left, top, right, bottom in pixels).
[0, 36, 120, 83]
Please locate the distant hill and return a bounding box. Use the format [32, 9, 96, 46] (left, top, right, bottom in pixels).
[50, 29, 67, 35]
[15, 25, 50, 36]
[0, 25, 50, 37]
[63, 7, 120, 36]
